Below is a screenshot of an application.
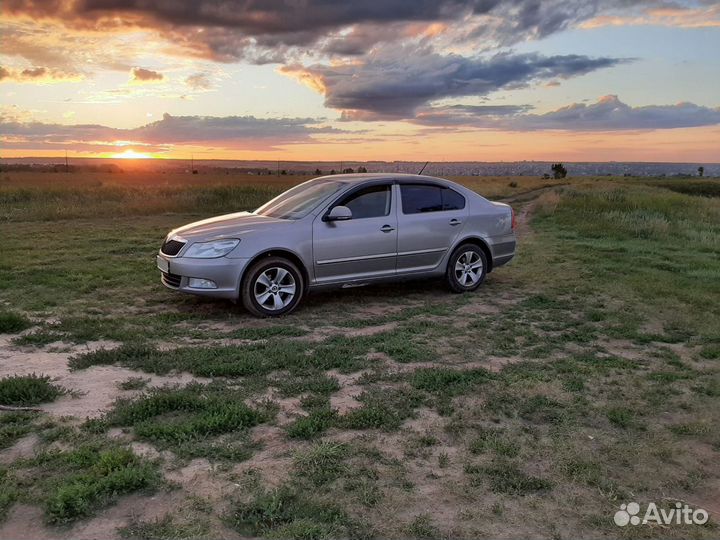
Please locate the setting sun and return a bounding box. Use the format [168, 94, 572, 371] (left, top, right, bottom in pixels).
[113, 149, 151, 159]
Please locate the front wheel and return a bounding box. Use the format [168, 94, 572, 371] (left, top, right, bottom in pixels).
[446, 244, 487, 293]
[241, 256, 304, 317]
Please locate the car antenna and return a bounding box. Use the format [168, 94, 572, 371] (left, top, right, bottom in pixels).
[417, 161, 429, 175]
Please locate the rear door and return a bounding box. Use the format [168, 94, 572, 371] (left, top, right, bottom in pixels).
[396, 183, 467, 273]
[312, 183, 397, 284]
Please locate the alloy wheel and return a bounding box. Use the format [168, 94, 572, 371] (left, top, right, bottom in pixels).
[253, 267, 296, 311]
[454, 251, 483, 286]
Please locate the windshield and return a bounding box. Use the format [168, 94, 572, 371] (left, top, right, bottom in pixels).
[254, 180, 344, 220]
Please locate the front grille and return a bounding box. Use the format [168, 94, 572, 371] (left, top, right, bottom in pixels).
[161, 239, 185, 256]
[161, 271, 182, 288]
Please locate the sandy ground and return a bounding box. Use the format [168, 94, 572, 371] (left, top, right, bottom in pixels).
[0, 335, 209, 418]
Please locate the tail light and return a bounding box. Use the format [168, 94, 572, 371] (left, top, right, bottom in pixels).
[511, 207, 517, 230]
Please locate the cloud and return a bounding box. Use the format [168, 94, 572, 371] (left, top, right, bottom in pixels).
[185, 72, 211, 90]
[0, 112, 340, 152]
[1, 0, 653, 63]
[414, 104, 534, 126]
[580, 4, 720, 29]
[282, 46, 627, 119]
[131, 67, 163, 83]
[0, 65, 84, 83]
[412, 95, 720, 131]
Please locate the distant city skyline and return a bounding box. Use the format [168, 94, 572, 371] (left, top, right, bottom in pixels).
[1, 1, 719, 161]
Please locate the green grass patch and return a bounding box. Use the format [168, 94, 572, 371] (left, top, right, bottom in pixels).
[105, 383, 270, 451]
[287, 408, 337, 440]
[465, 463, 552, 495]
[405, 514, 440, 539]
[410, 367, 493, 395]
[606, 407, 635, 428]
[118, 376, 151, 391]
[0, 311, 32, 333]
[229, 486, 353, 539]
[119, 514, 211, 540]
[0, 373, 67, 406]
[274, 373, 340, 397]
[0, 411, 37, 450]
[699, 343, 720, 360]
[468, 428, 520, 458]
[339, 388, 424, 431]
[293, 441, 348, 486]
[5, 442, 162, 524]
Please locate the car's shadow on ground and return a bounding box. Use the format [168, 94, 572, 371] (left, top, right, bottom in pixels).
[165, 277, 460, 322]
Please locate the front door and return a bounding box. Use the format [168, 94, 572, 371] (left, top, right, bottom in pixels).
[312, 183, 397, 284]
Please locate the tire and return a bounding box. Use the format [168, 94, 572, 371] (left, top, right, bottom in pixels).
[241, 256, 304, 317]
[446, 244, 488, 293]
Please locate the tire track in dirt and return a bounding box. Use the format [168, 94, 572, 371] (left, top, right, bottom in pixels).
[499, 183, 566, 237]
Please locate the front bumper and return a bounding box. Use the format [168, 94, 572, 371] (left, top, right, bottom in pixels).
[156, 253, 249, 300]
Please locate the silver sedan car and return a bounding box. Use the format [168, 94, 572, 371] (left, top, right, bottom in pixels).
[156, 174, 516, 316]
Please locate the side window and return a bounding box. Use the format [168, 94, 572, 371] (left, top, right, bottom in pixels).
[337, 185, 391, 219]
[442, 188, 465, 211]
[400, 184, 444, 214]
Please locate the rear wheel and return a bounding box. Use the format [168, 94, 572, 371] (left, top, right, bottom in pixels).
[241, 256, 304, 317]
[446, 244, 487, 293]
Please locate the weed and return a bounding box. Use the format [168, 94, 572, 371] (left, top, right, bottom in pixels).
[8, 443, 165, 524]
[287, 408, 337, 439]
[0, 311, 32, 333]
[229, 486, 350, 539]
[119, 514, 211, 539]
[606, 407, 635, 428]
[339, 388, 424, 431]
[106, 383, 269, 450]
[468, 428, 520, 458]
[118, 376, 151, 391]
[405, 514, 440, 539]
[293, 441, 348, 486]
[275, 374, 340, 397]
[0, 411, 37, 449]
[411, 367, 493, 395]
[466, 463, 552, 495]
[0, 373, 67, 406]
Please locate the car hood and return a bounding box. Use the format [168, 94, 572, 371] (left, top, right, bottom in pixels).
[168, 212, 289, 242]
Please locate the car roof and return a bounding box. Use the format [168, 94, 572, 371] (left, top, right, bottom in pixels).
[313, 173, 450, 185]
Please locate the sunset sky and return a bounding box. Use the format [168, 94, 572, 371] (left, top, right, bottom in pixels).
[1, 0, 719, 162]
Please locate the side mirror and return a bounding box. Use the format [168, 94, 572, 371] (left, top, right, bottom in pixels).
[326, 205, 352, 221]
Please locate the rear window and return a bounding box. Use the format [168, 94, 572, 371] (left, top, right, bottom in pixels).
[442, 188, 465, 211]
[400, 184, 465, 214]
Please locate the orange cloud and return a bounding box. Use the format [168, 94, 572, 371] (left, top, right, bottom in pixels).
[131, 67, 164, 83]
[580, 5, 720, 29]
[0, 65, 84, 84]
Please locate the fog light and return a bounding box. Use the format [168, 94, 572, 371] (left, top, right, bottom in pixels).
[188, 278, 217, 289]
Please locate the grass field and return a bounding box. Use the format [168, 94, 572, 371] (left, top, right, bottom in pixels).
[1, 170, 719, 539]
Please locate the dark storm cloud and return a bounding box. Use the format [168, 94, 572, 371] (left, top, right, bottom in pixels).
[0, 113, 340, 151]
[413, 96, 720, 131]
[2, 0, 655, 61]
[42, 0, 484, 32]
[284, 47, 627, 119]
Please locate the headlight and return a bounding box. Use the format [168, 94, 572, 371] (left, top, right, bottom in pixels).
[184, 239, 239, 258]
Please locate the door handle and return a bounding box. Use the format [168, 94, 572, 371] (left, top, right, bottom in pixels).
[380, 225, 395, 233]
[449, 219, 462, 226]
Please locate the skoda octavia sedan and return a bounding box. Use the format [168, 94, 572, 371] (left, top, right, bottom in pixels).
[156, 174, 516, 317]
